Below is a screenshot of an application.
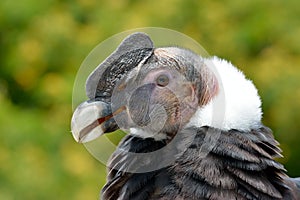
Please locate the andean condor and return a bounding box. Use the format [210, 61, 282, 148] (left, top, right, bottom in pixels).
[71, 32, 300, 200]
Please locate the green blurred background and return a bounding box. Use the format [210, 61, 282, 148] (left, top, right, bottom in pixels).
[1, 0, 300, 199]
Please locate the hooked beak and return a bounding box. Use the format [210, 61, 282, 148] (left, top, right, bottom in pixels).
[71, 100, 124, 143]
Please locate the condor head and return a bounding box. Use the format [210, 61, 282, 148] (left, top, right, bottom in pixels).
[71, 33, 219, 143]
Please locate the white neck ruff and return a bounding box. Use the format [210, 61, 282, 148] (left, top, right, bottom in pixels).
[187, 56, 262, 131]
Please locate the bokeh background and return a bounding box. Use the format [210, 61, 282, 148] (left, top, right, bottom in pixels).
[1, 0, 300, 199]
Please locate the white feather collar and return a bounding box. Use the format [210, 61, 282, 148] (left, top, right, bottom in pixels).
[187, 57, 262, 131]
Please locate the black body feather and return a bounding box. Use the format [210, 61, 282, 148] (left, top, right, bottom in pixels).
[101, 126, 300, 200]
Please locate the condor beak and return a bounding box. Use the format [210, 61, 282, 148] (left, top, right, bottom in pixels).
[70, 33, 155, 143]
[71, 100, 123, 143]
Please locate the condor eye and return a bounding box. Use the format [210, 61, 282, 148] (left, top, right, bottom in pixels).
[156, 74, 169, 87]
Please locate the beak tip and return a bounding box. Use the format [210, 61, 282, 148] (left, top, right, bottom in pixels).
[70, 100, 111, 143]
[76, 136, 84, 144]
[71, 121, 104, 143]
[70, 129, 82, 143]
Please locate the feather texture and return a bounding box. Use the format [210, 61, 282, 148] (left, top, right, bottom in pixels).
[101, 126, 298, 199]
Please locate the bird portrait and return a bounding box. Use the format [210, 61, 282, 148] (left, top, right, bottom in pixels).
[71, 32, 300, 199]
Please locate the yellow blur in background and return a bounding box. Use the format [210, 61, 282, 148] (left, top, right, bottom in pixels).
[0, 0, 300, 199]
